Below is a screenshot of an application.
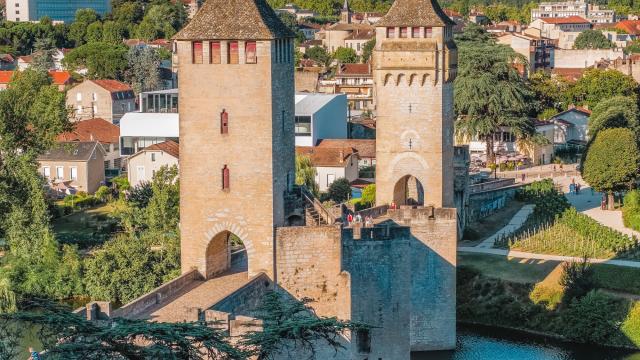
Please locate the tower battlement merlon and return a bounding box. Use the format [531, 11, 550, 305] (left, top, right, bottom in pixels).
[373, 0, 457, 82]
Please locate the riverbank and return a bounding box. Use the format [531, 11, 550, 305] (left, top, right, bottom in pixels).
[457, 262, 640, 350]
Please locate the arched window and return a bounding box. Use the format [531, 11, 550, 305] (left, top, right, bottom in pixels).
[220, 109, 229, 134]
[222, 165, 230, 190]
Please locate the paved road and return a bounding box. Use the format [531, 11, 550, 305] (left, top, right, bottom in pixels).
[556, 177, 640, 238]
[458, 246, 640, 268]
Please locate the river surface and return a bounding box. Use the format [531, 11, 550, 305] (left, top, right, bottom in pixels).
[411, 324, 640, 360]
[15, 323, 640, 359]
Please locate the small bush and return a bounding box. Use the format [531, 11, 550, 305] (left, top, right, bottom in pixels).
[560, 291, 622, 344]
[622, 301, 640, 346]
[530, 284, 563, 310]
[127, 181, 153, 208]
[560, 258, 595, 305]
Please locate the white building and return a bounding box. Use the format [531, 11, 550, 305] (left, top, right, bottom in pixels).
[531, 0, 616, 24]
[294, 93, 348, 147]
[551, 107, 591, 146]
[529, 16, 592, 49]
[127, 140, 179, 187]
[296, 146, 359, 191]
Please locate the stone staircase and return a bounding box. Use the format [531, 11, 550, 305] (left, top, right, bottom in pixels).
[305, 201, 328, 226]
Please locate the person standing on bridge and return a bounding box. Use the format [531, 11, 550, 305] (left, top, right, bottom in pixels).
[347, 213, 353, 225]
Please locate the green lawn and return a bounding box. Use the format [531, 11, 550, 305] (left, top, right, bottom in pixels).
[459, 252, 640, 296]
[52, 203, 120, 249]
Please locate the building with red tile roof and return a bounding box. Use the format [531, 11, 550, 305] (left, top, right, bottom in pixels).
[127, 140, 179, 187]
[66, 80, 136, 124]
[615, 20, 640, 35]
[57, 118, 123, 171]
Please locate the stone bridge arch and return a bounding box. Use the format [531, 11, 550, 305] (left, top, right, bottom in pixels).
[203, 222, 255, 278]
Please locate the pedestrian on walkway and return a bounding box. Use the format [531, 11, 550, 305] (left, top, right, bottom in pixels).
[355, 213, 362, 223]
[521, 173, 525, 182]
[347, 213, 353, 225]
[391, 201, 397, 210]
[569, 183, 575, 195]
[576, 183, 581, 195]
[28, 348, 40, 360]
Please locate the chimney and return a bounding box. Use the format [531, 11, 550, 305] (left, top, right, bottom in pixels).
[339, 149, 344, 163]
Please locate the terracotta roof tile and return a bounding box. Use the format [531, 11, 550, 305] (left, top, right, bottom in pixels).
[337, 63, 372, 76]
[376, 0, 455, 27]
[48, 70, 72, 85]
[0, 71, 14, 83]
[295, 146, 358, 167]
[57, 118, 119, 144]
[540, 16, 589, 24]
[616, 20, 640, 35]
[327, 23, 374, 31]
[144, 140, 179, 158]
[344, 29, 375, 40]
[173, 0, 295, 40]
[91, 79, 132, 93]
[316, 139, 375, 158]
[551, 67, 585, 82]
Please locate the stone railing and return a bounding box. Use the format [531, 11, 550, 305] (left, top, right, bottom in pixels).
[355, 204, 389, 220]
[469, 178, 516, 194]
[113, 269, 202, 319]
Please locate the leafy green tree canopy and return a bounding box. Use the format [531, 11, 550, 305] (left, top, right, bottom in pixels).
[582, 128, 639, 208]
[569, 68, 639, 108]
[588, 96, 639, 135]
[573, 30, 613, 49]
[306, 46, 331, 67]
[333, 46, 358, 63]
[63, 42, 128, 79]
[327, 177, 351, 203]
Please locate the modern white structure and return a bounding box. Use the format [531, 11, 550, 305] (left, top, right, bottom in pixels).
[294, 93, 348, 147]
[531, 0, 615, 24]
[551, 107, 591, 146]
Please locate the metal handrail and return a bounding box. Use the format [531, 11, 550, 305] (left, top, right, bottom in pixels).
[300, 186, 334, 225]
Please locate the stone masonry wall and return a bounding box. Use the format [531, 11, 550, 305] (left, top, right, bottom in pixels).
[275, 225, 350, 320]
[177, 39, 292, 279]
[387, 207, 458, 351]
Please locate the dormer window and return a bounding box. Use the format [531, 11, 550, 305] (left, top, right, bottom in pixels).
[192, 41, 203, 64]
[246, 41, 257, 64]
[228, 41, 239, 64]
[412, 27, 420, 38]
[210, 41, 221, 64]
[400, 27, 408, 38]
[387, 27, 395, 38]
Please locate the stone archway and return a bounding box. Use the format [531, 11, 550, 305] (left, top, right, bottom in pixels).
[205, 230, 247, 278]
[393, 175, 424, 206]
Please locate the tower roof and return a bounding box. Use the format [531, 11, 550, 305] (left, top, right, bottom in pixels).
[173, 0, 295, 40]
[342, 0, 350, 11]
[375, 0, 455, 27]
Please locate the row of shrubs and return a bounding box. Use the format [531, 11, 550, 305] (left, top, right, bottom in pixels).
[458, 266, 640, 348]
[52, 186, 114, 218]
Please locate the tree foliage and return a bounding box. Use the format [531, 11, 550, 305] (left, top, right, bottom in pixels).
[333, 46, 358, 63]
[582, 128, 639, 208]
[573, 30, 613, 49]
[305, 46, 331, 67]
[84, 166, 180, 304]
[361, 38, 375, 63]
[0, 70, 81, 307]
[63, 42, 128, 80]
[326, 178, 351, 203]
[454, 25, 535, 163]
[569, 68, 639, 108]
[295, 155, 319, 196]
[588, 96, 639, 136]
[124, 46, 161, 93]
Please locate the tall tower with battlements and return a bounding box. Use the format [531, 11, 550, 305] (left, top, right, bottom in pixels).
[174, 0, 296, 279]
[373, 0, 458, 208]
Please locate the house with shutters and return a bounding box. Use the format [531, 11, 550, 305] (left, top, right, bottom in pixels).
[38, 141, 106, 195]
[66, 79, 136, 124]
[127, 140, 179, 187]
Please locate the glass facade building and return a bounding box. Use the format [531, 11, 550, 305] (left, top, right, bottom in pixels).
[32, 0, 110, 23]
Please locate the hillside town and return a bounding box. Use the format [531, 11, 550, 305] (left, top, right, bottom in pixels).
[3, 0, 640, 359]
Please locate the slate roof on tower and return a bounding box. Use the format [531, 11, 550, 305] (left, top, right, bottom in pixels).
[173, 0, 295, 40]
[375, 0, 455, 27]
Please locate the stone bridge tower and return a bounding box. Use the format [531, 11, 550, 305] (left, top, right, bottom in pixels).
[373, 0, 458, 208]
[173, 0, 295, 279]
